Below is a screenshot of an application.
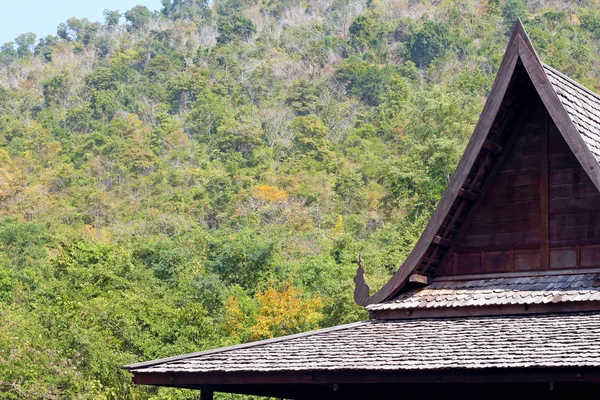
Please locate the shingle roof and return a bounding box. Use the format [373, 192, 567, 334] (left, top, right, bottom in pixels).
[367, 272, 600, 311]
[129, 312, 600, 373]
[544, 63, 600, 163]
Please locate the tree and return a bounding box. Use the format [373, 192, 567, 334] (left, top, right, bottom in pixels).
[42, 72, 70, 107]
[335, 58, 401, 106]
[405, 20, 452, 68]
[206, 231, 276, 290]
[249, 283, 322, 340]
[503, 0, 528, 32]
[124, 5, 152, 32]
[217, 13, 256, 44]
[348, 13, 389, 49]
[14, 33, 36, 58]
[0, 42, 17, 64]
[334, 169, 366, 212]
[581, 10, 600, 39]
[35, 35, 57, 61]
[161, 0, 211, 20]
[103, 9, 121, 29]
[285, 80, 320, 116]
[292, 115, 333, 163]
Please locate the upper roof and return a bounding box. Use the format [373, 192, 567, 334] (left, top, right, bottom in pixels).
[368, 271, 600, 319]
[544, 63, 600, 163]
[126, 312, 600, 373]
[354, 21, 600, 307]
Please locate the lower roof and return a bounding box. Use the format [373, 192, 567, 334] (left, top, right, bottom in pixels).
[126, 312, 600, 374]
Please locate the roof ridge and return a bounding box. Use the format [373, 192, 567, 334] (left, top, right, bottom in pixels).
[542, 62, 600, 103]
[123, 320, 369, 370]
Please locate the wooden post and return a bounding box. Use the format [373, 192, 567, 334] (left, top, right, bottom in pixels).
[201, 388, 214, 400]
[540, 110, 549, 269]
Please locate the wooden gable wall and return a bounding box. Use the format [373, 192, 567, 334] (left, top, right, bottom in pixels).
[442, 68, 600, 276]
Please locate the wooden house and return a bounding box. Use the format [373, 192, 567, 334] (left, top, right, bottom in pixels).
[124, 21, 600, 399]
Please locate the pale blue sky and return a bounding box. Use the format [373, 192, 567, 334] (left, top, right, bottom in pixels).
[0, 0, 160, 44]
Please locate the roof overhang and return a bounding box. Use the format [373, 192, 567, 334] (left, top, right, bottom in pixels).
[125, 312, 600, 397]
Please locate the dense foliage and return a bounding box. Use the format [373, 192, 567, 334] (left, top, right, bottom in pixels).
[1, 0, 600, 398]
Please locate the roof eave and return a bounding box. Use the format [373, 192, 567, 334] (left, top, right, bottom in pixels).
[122, 321, 366, 371]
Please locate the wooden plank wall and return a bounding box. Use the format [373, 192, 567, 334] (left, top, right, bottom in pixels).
[445, 102, 600, 275]
[548, 122, 600, 269]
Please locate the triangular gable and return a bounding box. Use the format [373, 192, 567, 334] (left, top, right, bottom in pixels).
[355, 20, 600, 306]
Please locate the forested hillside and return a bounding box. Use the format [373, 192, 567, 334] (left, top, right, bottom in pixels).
[1, 0, 600, 398]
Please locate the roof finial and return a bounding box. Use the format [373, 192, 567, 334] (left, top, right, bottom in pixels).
[354, 254, 371, 306]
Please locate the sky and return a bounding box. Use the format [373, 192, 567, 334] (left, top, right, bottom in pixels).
[0, 0, 160, 44]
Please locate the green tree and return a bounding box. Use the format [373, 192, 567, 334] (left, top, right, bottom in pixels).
[405, 20, 452, 68]
[217, 13, 256, 44]
[14, 32, 36, 58]
[103, 9, 121, 28]
[285, 80, 320, 116]
[124, 5, 152, 32]
[503, 0, 528, 32]
[206, 231, 276, 290]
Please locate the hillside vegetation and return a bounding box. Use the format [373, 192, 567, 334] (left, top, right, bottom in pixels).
[1, 0, 600, 398]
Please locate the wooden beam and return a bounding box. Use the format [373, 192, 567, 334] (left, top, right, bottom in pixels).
[458, 188, 480, 201]
[408, 274, 432, 285]
[483, 139, 503, 154]
[373, 300, 600, 321]
[132, 367, 600, 386]
[434, 267, 600, 282]
[540, 109, 549, 269]
[432, 235, 453, 247]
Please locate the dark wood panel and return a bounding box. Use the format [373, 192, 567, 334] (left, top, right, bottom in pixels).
[500, 154, 539, 173]
[549, 247, 577, 269]
[549, 167, 589, 185]
[549, 212, 600, 231]
[549, 196, 600, 214]
[549, 131, 571, 153]
[549, 152, 583, 169]
[549, 140, 575, 158]
[514, 249, 541, 271]
[549, 181, 600, 200]
[483, 184, 539, 205]
[509, 137, 540, 157]
[468, 214, 539, 235]
[492, 170, 539, 189]
[581, 245, 600, 268]
[483, 250, 513, 273]
[454, 252, 481, 275]
[549, 227, 600, 245]
[474, 200, 540, 220]
[461, 230, 540, 248]
[548, 124, 579, 169]
[455, 243, 539, 254]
